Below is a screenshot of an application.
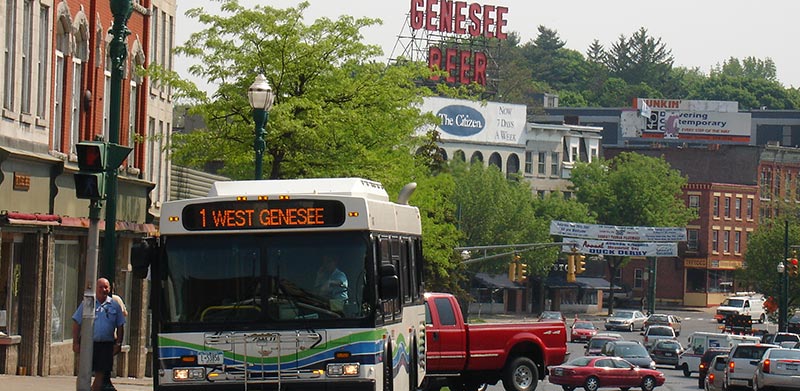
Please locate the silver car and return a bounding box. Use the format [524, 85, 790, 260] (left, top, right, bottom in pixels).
[752, 348, 800, 391]
[605, 309, 648, 332]
[705, 355, 727, 391]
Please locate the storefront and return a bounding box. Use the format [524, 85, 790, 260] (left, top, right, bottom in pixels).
[684, 258, 741, 307]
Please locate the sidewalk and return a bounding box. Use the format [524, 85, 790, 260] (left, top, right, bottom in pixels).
[0, 374, 153, 390]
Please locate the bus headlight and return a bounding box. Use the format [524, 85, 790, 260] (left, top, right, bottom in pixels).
[327, 363, 360, 376]
[173, 367, 206, 381]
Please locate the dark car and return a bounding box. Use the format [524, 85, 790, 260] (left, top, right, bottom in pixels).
[644, 313, 682, 336]
[539, 310, 566, 322]
[789, 312, 800, 334]
[698, 348, 730, 388]
[549, 356, 666, 391]
[600, 340, 656, 369]
[648, 339, 683, 367]
[585, 334, 623, 356]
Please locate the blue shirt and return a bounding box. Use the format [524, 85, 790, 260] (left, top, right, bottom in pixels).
[72, 296, 126, 342]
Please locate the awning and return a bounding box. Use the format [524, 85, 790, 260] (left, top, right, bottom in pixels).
[545, 272, 624, 291]
[1, 212, 61, 226]
[473, 273, 523, 289]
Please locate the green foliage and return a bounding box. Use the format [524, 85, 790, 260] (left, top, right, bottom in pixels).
[741, 219, 800, 308]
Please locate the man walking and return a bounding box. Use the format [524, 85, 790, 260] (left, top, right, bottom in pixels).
[72, 278, 126, 391]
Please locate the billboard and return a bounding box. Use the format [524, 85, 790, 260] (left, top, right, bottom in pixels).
[622, 98, 752, 143]
[418, 97, 526, 146]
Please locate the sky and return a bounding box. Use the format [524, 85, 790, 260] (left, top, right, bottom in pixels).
[175, 1, 800, 94]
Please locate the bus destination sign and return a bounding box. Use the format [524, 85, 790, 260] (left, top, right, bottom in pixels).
[181, 200, 347, 231]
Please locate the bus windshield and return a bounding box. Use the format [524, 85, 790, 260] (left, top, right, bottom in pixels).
[160, 231, 371, 324]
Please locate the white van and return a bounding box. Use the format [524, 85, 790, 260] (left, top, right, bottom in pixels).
[677, 332, 761, 376]
[714, 294, 766, 324]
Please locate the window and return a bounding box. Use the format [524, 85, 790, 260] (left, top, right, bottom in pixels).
[151, 6, 158, 66]
[724, 197, 731, 218]
[708, 269, 734, 293]
[713, 197, 720, 217]
[53, 22, 70, 151]
[102, 59, 111, 140]
[571, 146, 578, 162]
[128, 78, 139, 167]
[36, 5, 49, 119]
[70, 58, 83, 152]
[686, 268, 707, 293]
[551, 152, 559, 176]
[723, 230, 730, 253]
[735, 198, 742, 219]
[634, 269, 644, 289]
[760, 170, 772, 200]
[689, 195, 699, 209]
[52, 240, 79, 342]
[524, 151, 532, 174]
[433, 297, 456, 326]
[20, 0, 33, 114]
[688, 229, 699, 250]
[538, 152, 546, 175]
[167, 15, 174, 97]
[712, 230, 719, 253]
[613, 267, 623, 285]
[590, 148, 597, 161]
[747, 198, 754, 220]
[4, 0, 17, 110]
[734, 231, 741, 254]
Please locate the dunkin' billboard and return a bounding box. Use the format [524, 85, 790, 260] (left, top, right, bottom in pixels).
[409, 0, 509, 87]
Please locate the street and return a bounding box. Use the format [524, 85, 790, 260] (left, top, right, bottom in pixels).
[483, 308, 776, 391]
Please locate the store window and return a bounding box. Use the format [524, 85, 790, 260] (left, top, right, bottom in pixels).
[708, 270, 734, 293]
[0, 236, 24, 336]
[686, 268, 707, 293]
[52, 240, 79, 342]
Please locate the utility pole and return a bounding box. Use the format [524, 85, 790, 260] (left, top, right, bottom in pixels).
[103, 0, 133, 286]
[647, 256, 657, 315]
[781, 220, 789, 332]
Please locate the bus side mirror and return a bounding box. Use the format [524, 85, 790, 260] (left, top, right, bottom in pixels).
[131, 237, 158, 279]
[379, 263, 399, 300]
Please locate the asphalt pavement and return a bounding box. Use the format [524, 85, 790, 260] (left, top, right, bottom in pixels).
[0, 374, 153, 390]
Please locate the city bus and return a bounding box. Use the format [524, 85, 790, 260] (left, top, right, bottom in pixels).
[133, 178, 426, 391]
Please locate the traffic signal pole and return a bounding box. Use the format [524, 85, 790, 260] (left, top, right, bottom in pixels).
[104, 0, 133, 286]
[781, 221, 789, 332]
[76, 201, 101, 391]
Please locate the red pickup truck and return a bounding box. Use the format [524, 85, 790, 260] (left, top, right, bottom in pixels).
[423, 292, 568, 391]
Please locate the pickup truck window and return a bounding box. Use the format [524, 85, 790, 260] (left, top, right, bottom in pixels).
[434, 297, 457, 326]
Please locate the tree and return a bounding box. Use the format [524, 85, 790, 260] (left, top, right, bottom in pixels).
[570, 152, 696, 314]
[604, 28, 674, 91]
[170, 0, 436, 182]
[713, 57, 778, 82]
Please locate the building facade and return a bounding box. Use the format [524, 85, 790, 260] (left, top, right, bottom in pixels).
[0, 0, 174, 377]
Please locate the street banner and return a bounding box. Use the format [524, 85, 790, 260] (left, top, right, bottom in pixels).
[550, 220, 687, 242]
[562, 238, 679, 257]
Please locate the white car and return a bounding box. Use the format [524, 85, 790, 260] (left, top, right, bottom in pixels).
[723, 343, 779, 390]
[752, 347, 800, 391]
[704, 354, 727, 391]
[641, 325, 676, 350]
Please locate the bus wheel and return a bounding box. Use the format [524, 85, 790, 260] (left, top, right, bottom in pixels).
[384, 338, 394, 391]
[408, 337, 418, 391]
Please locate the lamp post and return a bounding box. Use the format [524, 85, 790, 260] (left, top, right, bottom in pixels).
[247, 74, 275, 180]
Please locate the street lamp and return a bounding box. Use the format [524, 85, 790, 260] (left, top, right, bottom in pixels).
[248, 74, 275, 180]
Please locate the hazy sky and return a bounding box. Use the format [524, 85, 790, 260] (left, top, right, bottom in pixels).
[175, 1, 800, 93]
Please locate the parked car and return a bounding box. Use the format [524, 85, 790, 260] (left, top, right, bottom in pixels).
[788, 312, 800, 334]
[704, 355, 727, 391]
[697, 348, 731, 389]
[723, 343, 779, 390]
[753, 347, 800, 391]
[585, 333, 623, 356]
[548, 356, 666, 391]
[644, 313, 682, 336]
[539, 310, 566, 322]
[605, 309, 648, 332]
[642, 325, 677, 350]
[648, 339, 684, 367]
[600, 340, 657, 369]
[571, 320, 598, 343]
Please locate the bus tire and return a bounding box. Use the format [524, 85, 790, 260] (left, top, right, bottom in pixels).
[503, 356, 538, 391]
[408, 336, 418, 391]
[384, 337, 394, 391]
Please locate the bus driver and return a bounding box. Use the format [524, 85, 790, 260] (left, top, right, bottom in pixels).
[315, 255, 348, 303]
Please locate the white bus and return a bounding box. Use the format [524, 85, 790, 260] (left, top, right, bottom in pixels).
[133, 178, 426, 391]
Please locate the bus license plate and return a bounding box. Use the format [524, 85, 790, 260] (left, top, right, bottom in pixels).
[197, 351, 224, 365]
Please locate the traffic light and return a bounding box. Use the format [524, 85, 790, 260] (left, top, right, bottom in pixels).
[516, 262, 528, 282]
[73, 141, 132, 199]
[791, 258, 799, 277]
[566, 254, 576, 283]
[508, 261, 517, 282]
[575, 254, 587, 274]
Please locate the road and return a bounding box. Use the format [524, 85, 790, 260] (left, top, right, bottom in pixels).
[483, 308, 776, 391]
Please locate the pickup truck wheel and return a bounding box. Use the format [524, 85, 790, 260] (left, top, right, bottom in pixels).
[584, 376, 599, 391]
[503, 356, 538, 391]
